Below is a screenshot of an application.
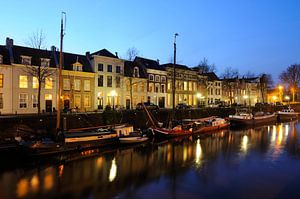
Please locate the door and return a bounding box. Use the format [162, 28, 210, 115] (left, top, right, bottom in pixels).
[126, 99, 130, 109]
[159, 97, 165, 108]
[45, 100, 52, 112]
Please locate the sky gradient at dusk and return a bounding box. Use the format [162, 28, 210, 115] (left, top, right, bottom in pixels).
[1, 0, 300, 81]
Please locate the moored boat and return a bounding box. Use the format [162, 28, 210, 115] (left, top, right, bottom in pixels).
[149, 126, 193, 139]
[229, 111, 277, 126]
[119, 136, 149, 144]
[277, 107, 299, 121]
[185, 117, 230, 133]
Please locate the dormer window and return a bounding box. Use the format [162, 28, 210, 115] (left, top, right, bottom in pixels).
[0, 55, 3, 64]
[21, 55, 31, 65]
[149, 74, 154, 81]
[72, 58, 83, 71]
[133, 67, 139, 77]
[41, 58, 50, 67]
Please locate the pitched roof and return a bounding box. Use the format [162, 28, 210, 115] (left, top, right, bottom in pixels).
[161, 63, 191, 70]
[202, 72, 220, 81]
[134, 57, 165, 71]
[0, 45, 93, 73]
[91, 49, 118, 58]
[124, 60, 147, 78]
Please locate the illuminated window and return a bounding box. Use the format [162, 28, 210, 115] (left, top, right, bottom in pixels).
[0, 93, 3, 109]
[74, 95, 81, 108]
[32, 77, 39, 89]
[140, 83, 145, 92]
[184, 81, 188, 91]
[133, 84, 138, 92]
[45, 78, 53, 89]
[19, 76, 28, 88]
[84, 80, 90, 91]
[74, 79, 81, 91]
[107, 76, 112, 87]
[45, 94, 52, 100]
[19, 93, 28, 108]
[0, 74, 3, 88]
[32, 94, 38, 108]
[149, 83, 154, 92]
[63, 79, 70, 90]
[84, 95, 91, 107]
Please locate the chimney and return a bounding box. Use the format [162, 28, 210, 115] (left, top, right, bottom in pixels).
[5, 37, 14, 64]
[156, 59, 160, 64]
[85, 51, 93, 70]
[51, 46, 59, 67]
[115, 52, 118, 58]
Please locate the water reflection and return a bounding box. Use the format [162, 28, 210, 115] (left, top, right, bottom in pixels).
[2, 121, 300, 199]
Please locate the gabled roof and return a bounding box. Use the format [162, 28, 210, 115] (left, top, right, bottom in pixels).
[0, 45, 93, 73]
[202, 72, 220, 81]
[161, 63, 191, 70]
[134, 56, 165, 71]
[91, 49, 118, 58]
[124, 60, 147, 78]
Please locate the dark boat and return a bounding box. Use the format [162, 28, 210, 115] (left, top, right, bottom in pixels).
[229, 112, 277, 126]
[183, 116, 230, 133]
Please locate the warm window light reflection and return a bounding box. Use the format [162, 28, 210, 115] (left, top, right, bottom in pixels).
[96, 157, 103, 169]
[109, 158, 117, 182]
[195, 139, 202, 164]
[183, 145, 188, 162]
[277, 125, 283, 145]
[58, 164, 64, 177]
[43, 169, 54, 191]
[241, 135, 248, 152]
[17, 178, 29, 198]
[30, 175, 39, 192]
[271, 125, 277, 143]
[285, 124, 289, 136]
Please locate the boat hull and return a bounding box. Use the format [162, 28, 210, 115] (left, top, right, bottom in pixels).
[119, 137, 149, 144]
[194, 122, 230, 133]
[150, 127, 192, 139]
[229, 114, 277, 127]
[277, 113, 298, 121]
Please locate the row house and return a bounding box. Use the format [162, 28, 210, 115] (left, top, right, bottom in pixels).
[0, 39, 57, 114]
[90, 49, 123, 110]
[222, 76, 265, 106]
[123, 60, 148, 109]
[134, 57, 167, 108]
[163, 63, 201, 108]
[202, 72, 222, 106]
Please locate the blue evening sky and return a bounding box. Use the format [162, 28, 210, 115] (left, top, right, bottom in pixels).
[1, 0, 300, 82]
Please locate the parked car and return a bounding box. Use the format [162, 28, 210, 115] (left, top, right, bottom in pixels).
[176, 103, 191, 109]
[136, 102, 159, 110]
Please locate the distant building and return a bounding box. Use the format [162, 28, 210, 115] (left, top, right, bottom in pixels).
[202, 72, 222, 106]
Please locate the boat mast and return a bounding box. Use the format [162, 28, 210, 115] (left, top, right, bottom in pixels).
[56, 12, 66, 131]
[172, 33, 178, 125]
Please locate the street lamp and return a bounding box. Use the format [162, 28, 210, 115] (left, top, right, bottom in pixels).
[285, 95, 290, 105]
[110, 90, 117, 110]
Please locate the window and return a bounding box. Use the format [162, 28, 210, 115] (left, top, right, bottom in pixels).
[32, 77, 39, 89]
[0, 55, 3, 64]
[107, 65, 112, 72]
[84, 80, 90, 91]
[161, 84, 165, 93]
[161, 76, 166, 83]
[155, 84, 159, 93]
[19, 75, 28, 88]
[32, 94, 38, 108]
[116, 76, 121, 88]
[107, 76, 112, 87]
[21, 56, 31, 65]
[41, 58, 50, 67]
[149, 74, 154, 81]
[63, 79, 70, 90]
[19, 93, 28, 108]
[140, 83, 145, 92]
[0, 74, 3, 88]
[45, 94, 52, 100]
[116, 66, 121, 73]
[155, 75, 160, 82]
[45, 78, 53, 89]
[74, 95, 81, 108]
[84, 95, 91, 107]
[133, 67, 139, 77]
[98, 63, 103, 71]
[0, 93, 3, 109]
[149, 83, 154, 92]
[184, 81, 188, 91]
[133, 84, 138, 92]
[98, 75, 103, 87]
[74, 79, 81, 91]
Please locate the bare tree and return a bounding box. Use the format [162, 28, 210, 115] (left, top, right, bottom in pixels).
[244, 71, 256, 78]
[25, 30, 55, 114]
[126, 47, 139, 61]
[279, 64, 300, 89]
[222, 67, 239, 79]
[221, 67, 239, 105]
[196, 57, 216, 73]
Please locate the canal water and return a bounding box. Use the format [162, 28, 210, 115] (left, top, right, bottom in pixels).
[1, 121, 300, 199]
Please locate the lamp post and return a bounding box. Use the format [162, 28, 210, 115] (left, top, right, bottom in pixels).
[172, 33, 179, 111]
[291, 87, 295, 103]
[110, 90, 116, 110]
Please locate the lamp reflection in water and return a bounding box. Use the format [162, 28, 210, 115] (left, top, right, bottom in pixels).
[109, 158, 117, 182]
[30, 175, 39, 192]
[241, 135, 248, 152]
[17, 178, 29, 198]
[285, 124, 289, 137]
[195, 139, 202, 165]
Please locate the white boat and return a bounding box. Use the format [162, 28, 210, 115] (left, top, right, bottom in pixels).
[119, 136, 149, 144]
[277, 107, 299, 121]
[229, 111, 277, 126]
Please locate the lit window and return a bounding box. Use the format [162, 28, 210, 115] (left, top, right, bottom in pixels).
[19, 76, 28, 88]
[0, 93, 3, 109]
[19, 93, 28, 108]
[116, 76, 121, 88]
[140, 83, 145, 92]
[149, 83, 154, 92]
[63, 79, 70, 90]
[133, 84, 138, 92]
[184, 81, 188, 91]
[45, 78, 53, 89]
[45, 94, 52, 100]
[32, 94, 38, 108]
[0, 74, 3, 88]
[84, 80, 90, 91]
[107, 76, 112, 87]
[74, 95, 81, 108]
[32, 77, 39, 89]
[74, 79, 81, 91]
[84, 95, 91, 107]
